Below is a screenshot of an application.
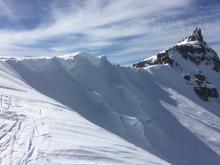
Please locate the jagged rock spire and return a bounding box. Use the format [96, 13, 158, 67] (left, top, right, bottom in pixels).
[187, 27, 203, 42]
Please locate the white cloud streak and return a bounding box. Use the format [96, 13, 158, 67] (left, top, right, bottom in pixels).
[0, 0, 219, 65]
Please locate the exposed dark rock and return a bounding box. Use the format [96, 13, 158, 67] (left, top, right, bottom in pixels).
[195, 79, 203, 86]
[213, 60, 220, 72]
[194, 87, 209, 101]
[157, 52, 174, 65]
[210, 88, 218, 98]
[192, 73, 219, 100]
[174, 44, 207, 65]
[173, 42, 220, 71]
[194, 73, 206, 81]
[133, 61, 146, 68]
[183, 74, 191, 81]
[133, 51, 174, 68]
[187, 27, 203, 42]
[209, 88, 219, 98]
[194, 86, 218, 101]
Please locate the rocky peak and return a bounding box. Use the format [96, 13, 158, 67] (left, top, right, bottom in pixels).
[133, 28, 220, 101]
[133, 28, 220, 71]
[187, 27, 203, 42]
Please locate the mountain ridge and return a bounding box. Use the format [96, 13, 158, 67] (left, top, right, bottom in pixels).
[0, 28, 220, 165]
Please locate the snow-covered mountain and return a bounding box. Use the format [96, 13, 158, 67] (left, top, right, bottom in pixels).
[0, 29, 220, 165]
[133, 28, 220, 101]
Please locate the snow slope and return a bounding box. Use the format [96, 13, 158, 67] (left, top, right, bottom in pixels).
[0, 49, 219, 165]
[0, 56, 169, 165]
[0, 29, 220, 165]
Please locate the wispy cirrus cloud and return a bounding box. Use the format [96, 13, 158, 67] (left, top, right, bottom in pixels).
[0, 0, 219, 65]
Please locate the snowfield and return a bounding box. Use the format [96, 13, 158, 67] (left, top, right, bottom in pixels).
[0, 56, 169, 165]
[0, 52, 220, 165]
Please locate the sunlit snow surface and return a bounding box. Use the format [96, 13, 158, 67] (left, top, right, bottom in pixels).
[0, 53, 220, 165]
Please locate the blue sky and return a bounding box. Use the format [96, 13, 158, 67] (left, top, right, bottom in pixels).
[0, 0, 219, 65]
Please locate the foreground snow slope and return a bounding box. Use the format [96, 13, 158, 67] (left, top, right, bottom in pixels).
[0, 50, 220, 165]
[0, 58, 169, 165]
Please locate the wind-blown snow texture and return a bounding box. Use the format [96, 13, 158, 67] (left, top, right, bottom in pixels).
[0, 29, 220, 165]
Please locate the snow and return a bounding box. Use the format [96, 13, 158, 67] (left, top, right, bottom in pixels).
[0, 53, 220, 165]
[144, 55, 157, 62]
[176, 39, 200, 47]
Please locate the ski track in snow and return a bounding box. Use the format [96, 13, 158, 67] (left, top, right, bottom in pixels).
[0, 94, 46, 165]
[0, 93, 168, 165]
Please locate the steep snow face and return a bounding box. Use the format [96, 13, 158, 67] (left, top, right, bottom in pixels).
[0, 57, 169, 165]
[1, 52, 220, 165]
